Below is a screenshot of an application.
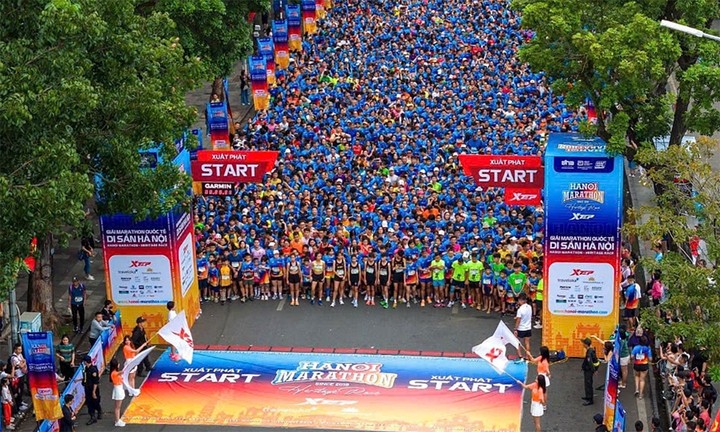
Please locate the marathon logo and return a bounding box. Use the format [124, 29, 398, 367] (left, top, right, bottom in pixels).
[562, 182, 605, 204]
[272, 362, 398, 389]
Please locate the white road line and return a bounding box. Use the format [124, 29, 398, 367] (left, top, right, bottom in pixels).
[637, 392, 648, 425]
[276, 298, 286, 311]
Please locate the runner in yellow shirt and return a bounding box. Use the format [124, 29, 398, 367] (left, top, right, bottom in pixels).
[451, 256, 469, 309]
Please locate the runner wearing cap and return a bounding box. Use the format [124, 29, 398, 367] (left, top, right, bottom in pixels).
[418, 249, 433, 307]
[466, 253, 484, 310]
[430, 253, 446, 307]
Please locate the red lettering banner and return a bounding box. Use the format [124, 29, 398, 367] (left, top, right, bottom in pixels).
[190, 151, 279, 183]
[504, 188, 542, 206]
[458, 155, 544, 188]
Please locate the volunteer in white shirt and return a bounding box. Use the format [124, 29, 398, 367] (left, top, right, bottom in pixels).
[514, 293, 533, 358]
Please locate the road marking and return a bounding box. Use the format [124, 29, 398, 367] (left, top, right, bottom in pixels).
[452, 303, 459, 314]
[277, 298, 286, 311]
[636, 392, 648, 425]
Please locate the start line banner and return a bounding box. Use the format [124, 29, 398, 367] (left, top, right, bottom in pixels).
[123, 349, 527, 432]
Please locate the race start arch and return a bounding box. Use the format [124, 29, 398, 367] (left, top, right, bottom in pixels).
[542, 133, 624, 357]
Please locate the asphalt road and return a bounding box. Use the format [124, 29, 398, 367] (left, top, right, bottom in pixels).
[61, 298, 650, 432]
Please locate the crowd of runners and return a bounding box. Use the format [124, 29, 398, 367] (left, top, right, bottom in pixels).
[193, 0, 583, 328]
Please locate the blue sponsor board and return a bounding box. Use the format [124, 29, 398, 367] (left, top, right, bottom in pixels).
[544, 133, 624, 257]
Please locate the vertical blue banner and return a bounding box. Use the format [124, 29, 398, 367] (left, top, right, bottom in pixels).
[604, 328, 621, 429]
[613, 400, 626, 432]
[542, 133, 624, 357]
[22, 332, 63, 420]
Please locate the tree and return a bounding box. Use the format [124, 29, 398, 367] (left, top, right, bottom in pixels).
[514, 0, 720, 154]
[0, 0, 207, 327]
[137, 0, 271, 100]
[628, 136, 720, 376]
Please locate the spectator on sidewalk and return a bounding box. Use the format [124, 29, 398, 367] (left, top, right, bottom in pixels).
[593, 413, 608, 432]
[88, 311, 113, 347]
[55, 334, 75, 381]
[9, 344, 28, 413]
[131, 317, 152, 377]
[59, 394, 76, 432]
[581, 338, 600, 406]
[68, 277, 87, 334]
[101, 300, 115, 323]
[80, 235, 95, 281]
[81, 355, 101, 425]
[2, 378, 14, 430]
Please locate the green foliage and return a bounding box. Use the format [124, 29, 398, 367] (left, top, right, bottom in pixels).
[0, 0, 264, 302]
[630, 137, 720, 365]
[148, 0, 271, 79]
[514, 0, 720, 153]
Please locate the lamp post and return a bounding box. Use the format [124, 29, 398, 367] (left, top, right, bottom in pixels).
[660, 20, 720, 42]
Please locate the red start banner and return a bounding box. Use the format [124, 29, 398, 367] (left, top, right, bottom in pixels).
[505, 188, 542, 206]
[458, 155, 545, 188]
[191, 151, 279, 183]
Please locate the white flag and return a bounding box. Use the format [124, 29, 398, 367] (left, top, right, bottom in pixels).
[122, 346, 154, 396]
[157, 310, 194, 364]
[493, 321, 520, 349]
[472, 336, 509, 373]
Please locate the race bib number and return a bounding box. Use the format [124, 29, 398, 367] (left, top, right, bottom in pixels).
[74, 296, 83, 303]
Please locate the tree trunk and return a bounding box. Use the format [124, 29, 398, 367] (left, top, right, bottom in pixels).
[30, 233, 62, 330]
[211, 77, 225, 102]
[668, 91, 690, 147]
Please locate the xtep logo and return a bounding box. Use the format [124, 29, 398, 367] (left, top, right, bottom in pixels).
[130, 261, 151, 268]
[571, 269, 594, 276]
[509, 192, 538, 202]
[172, 328, 194, 348]
[570, 213, 595, 221]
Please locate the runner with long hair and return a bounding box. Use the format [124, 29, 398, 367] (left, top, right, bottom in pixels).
[285, 252, 302, 306]
[405, 254, 418, 308]
[310, 252, 325, 306]
[519, 374, 547, 432]
[331, 253, 347, 307]
[364, 254, 377, 306]
[348, 255, 361, 308]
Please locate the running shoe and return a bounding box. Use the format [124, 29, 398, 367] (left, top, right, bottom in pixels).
[461, 303, 467, 309]
[311, 298, 315, 305]
[318, 300, 323, 306]
[353, 299, 358, 308]
[447, 301, 454, 308]
[533, 323, 543, 329]
[380, 300, 388, 309]
[326, 296, 330, 302]
[393, 301, 397, 309]
[421, 300, 425, 307]
[406, 301, 410, 308]
[339, 298, 344, 305]
[331, 301, 336, 307]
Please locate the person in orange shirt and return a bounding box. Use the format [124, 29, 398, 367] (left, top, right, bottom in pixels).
[109, 358, 126, 427]
[519, 374, 547, 432]
[289, 232, 305, 253]
[526, 345, 552, 390]
[122, 335, 147, 389]
[219, 258, 233, 305]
